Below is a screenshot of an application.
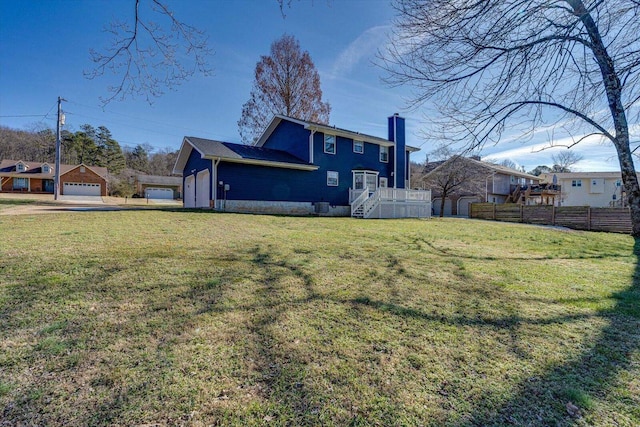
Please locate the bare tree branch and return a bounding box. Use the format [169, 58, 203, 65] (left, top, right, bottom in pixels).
[85, 0, 213, 106]
[382, 0, 640, 234]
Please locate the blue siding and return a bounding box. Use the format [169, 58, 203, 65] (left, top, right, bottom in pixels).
[217, 162, 345, 205]
[216, 131, 395, 205]
[261, 120, 310, 162]
[388, 115, 406, 189]
[184, 148, 212, 200]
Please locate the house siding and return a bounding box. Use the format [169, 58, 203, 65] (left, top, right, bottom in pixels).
[560, 177, 622, 207]
[260, 120, 310, 162]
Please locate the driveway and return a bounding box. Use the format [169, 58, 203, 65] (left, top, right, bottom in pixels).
[57, 195, 105, 204]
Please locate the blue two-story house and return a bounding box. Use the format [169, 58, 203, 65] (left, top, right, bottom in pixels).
[173, 114, 431, 218]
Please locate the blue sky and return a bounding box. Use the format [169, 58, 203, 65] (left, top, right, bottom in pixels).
[0, 0, 625, 171]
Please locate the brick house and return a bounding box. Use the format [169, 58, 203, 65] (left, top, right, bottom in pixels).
[0, 159, 108, 196]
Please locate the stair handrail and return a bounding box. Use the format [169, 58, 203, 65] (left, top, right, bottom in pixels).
[362, 189, 382, 219]
[350, 188, 370, 216]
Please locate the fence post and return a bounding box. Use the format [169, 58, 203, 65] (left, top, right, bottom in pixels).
[552, 205, 555, 225]
[587, 207, 591, 231]
[520, 204, 524, 223]
[493, 203, 496, 220]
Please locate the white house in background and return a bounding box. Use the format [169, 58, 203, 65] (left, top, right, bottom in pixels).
[540, 172, 626, 207]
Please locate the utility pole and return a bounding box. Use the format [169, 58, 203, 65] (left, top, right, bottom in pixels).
[54, 97, 65, 200]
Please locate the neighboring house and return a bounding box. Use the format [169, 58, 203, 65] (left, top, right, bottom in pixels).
[421, 156, 555, 216]
[135, 174, 182, 199]
[0, 159, 108, 196]
[173, 114, 431, 218]
[540, 172, 626, 207]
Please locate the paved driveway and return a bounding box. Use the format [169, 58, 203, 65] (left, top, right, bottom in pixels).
[58, 195, 105, 204]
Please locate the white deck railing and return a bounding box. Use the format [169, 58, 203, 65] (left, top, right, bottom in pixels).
[350, 188, 432, 219]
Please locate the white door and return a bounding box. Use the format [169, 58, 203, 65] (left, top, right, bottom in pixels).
[196, 170, 210, 208]
[63, 182, 101, 196]
[145, 187, 174, 199]
[184, 175, 195, 208]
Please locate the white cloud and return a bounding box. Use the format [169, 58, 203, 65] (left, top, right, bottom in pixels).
[330, 26, 391, 78]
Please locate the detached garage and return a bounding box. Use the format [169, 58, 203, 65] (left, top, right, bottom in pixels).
[60, 164, 108, 197]
[145, 187, 174, 199]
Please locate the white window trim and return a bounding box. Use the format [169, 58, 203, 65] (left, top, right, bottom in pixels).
[353, 140, 364, 154]
[327, 171, 339, 187]
[379, 146, 389, 163]
[324, 134, 336, 155]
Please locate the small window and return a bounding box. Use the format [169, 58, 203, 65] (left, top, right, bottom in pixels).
[327, 171, 339, 186]
[16, 163, 26, 172]
[324, 134, 336, 154]
[42, 165, 50, 173]
[592, 179, 598, 186]
[80, 166, 86, 173]
[572, 179, 582, 187]
[353, 140, 364, 154]
[616, 180, 622, 187]
[379, 146, 389, 163]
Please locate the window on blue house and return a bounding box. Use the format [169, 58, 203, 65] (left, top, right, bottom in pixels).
[324, 134, 336, 154]
[353, 140, 364, 154]
[327, 171, 339, 186]
[379, 146, 389, 163]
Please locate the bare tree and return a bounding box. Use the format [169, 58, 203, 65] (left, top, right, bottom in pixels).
[85, 0, 212, 106]
[238, 34, 331, 144]
[383, 1, 640, 235]
[422, 155, 489, 217]
[551, 151, 584, 172]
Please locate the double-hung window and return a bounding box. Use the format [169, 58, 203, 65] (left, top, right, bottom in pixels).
[327, 171, 339, 186]
[353, 140, 364, 154]
[324, 134, 336, 154]
[379, 146, 389, 163]
[572, 179, 582, 187]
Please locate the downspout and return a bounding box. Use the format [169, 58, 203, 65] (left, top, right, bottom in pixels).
[407, 150, 410, 189]
[309, 130, 315, 164]
[213, 158, 220, 209]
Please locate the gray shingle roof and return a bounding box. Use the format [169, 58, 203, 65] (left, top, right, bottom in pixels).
[185, 137, 309, 165]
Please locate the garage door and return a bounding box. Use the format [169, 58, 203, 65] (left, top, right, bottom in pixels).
[196, 170, 210, 208]
[63, 182, 101, 196]
[432, 198, 452, 216]
[145, 187, 174, 199]
[184, 175, 195, 208]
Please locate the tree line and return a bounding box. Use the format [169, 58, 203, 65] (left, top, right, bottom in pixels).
[0, 124, 178, 176]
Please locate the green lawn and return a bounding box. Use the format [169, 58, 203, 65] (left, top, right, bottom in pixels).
[0, 208, 638, 426]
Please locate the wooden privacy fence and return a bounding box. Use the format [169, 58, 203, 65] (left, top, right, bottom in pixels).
[470, 203, 632, 234]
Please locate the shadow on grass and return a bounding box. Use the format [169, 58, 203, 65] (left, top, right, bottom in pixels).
[452, 239, 640, 426]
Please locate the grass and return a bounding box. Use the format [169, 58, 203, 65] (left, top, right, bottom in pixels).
[0, 208, 638, 426]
